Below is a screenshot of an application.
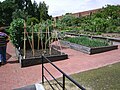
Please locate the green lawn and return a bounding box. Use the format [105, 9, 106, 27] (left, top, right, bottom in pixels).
[70, 62, 120, 90]
[44, 62, 120, 90]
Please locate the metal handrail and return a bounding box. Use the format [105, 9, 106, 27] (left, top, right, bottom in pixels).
[42, 55, 86, 90]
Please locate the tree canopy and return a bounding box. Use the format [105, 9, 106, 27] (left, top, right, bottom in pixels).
[57, 5, 120, 33]
[0, 0, 51, 26]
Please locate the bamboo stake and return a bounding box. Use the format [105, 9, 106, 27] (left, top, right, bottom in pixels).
[56, 30, 62, 55]
[49, 36, 53, 55]
[23, 21, 26, 59]
[31, 22, 35, 57]
[37, 24, 41, 50]
[37, 32, 40, 50]
[24, 28, 32, 50]
[45, 26, 48, 51]
[41, 28, 43, 52]
[48, 26, 51, 55]
[55, 30, 57, 47]
[54, 18, 62, 54]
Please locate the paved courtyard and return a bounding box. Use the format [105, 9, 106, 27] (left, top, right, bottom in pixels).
[0, 42, 120, 90]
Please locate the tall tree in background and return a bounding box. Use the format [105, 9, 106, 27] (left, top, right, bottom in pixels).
[0, 1, 3, 26]
[15, 0, 33, 17]
[25, 0, 33, 16]
[15, 0, 24, 10]
[0, 0, 51, 26]
[38, 1, 50, 22]
[12, 9, 29, 20]
[0, 0, 16, 26]
[32, 0, 40, 20]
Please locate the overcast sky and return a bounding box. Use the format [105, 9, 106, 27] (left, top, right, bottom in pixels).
[1, 0, 120, 17]
[32, 0, 120, 17]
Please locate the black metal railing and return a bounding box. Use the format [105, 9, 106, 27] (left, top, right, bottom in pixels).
[41, 55, 86, 90]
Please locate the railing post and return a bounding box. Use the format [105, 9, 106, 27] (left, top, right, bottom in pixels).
[42, 55, 44, 84]
[63, 74, 65, 90]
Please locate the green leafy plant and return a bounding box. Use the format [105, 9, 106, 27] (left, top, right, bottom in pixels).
[65, 36, 109, 47]
[8, 18, 24, 48]
[27, 17, 39, 25]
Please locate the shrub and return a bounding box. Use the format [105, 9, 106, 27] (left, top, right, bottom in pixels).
[8, 18, 24, 48]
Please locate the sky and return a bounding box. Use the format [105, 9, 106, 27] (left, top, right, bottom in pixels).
[31, 0, 120, 17]
[1, 0, 120, 17]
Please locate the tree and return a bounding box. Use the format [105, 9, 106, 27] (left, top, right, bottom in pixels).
[0, 2, 3, 26]
[0, 0, 51, 26]
[15, 0, 33, 17]
[60, 14, 76, 26]
[15, 0, 25, 10]
[81, 5, 120, 33]
[32, 0, 40, 20]
[38, 1, 50, 22]
[12, 9, 29, 20]
[0, 0, 16, 25]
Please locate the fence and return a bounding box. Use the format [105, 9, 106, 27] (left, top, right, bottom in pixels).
[41, 55, 86, 90]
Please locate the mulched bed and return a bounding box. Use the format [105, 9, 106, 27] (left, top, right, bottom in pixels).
[18, 48, 68, 67]
[20, 48, 62, 59]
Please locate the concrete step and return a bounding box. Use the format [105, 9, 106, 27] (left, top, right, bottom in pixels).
[14, 83, 45, 90]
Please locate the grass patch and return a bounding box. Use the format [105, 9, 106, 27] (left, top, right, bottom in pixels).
[43, 62, 120, 90]
[70, 62, 120, 90]
[65, 36, 110, 47]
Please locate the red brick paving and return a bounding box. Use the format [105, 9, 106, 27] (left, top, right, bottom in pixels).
[0, 42, 120, 90]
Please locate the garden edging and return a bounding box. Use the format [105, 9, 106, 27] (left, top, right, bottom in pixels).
[60, 40, 118, 54]
[16, 47, 68, 67]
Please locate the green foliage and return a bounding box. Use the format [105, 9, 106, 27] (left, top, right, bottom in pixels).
[32, 0, 39, 20]
[65, 36, 109, 47]
[8, 18, 24, 48]
[56, 5, 120, 33]
[12, 9, 29, 20]
[15, 0, 33, 17]
[0, 0, 16, 25]
[8, 18, 54, 49]
[82, 5, 120, 33]
[40, 20, 54, 32]
[38, 1, 51, 22]
[60, 14, 76, 26]
[27, 17, 39, 25]
[0, 0, 51, 26]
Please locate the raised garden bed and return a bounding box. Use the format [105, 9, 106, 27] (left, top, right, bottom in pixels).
[65, 33, 120, 42]
[17, 47, 68, 67]
[60, 40, 118, 55]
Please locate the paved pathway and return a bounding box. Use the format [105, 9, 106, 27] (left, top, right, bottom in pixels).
[0, 42, 120, 90]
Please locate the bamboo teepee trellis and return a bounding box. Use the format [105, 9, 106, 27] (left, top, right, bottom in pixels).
[23, 20, 63, 58]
